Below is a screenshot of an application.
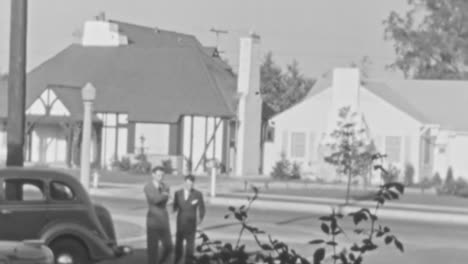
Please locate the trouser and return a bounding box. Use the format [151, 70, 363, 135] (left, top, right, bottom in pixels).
[147, 226, 173, 264]
[174, 230, 196, 264]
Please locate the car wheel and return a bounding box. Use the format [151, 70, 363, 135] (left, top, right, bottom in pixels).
[50, 238, 91, 264]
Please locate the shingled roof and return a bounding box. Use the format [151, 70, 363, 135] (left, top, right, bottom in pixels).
[0, 20, 238, 123]
[297, 73, 468, 132]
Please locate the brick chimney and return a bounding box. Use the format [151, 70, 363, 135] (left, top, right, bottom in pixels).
[235, 32, 263, 177]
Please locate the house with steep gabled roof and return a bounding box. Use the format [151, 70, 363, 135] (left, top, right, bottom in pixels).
[0, 17, 268, 177]
[263, 67, 468, 183]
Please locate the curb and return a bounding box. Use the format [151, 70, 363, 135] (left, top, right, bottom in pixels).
[209, 196, 468, 226]
[90, 186, 468, 225]
[220, 192, 468, 215]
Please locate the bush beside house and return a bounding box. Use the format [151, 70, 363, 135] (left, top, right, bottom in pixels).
[270, 153, 302, 180]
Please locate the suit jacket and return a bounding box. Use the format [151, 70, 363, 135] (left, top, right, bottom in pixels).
[144, 181, 171, 230]
[173, 188, 205, 234]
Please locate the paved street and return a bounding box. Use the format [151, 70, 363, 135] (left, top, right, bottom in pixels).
[94, 195, 468, 264]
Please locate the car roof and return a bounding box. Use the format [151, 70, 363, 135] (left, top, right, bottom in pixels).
[0, 167, 81, 186]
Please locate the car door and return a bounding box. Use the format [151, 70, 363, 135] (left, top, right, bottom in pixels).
[46, 180, 95, 230]
[0, 177, 49, 240]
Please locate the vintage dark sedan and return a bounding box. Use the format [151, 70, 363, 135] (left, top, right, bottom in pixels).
[0, 167, 132, 264]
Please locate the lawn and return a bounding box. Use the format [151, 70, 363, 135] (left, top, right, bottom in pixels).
[236, 186, 468, 208]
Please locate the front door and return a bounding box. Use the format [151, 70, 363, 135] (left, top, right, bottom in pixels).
[0, 178, 49, 240]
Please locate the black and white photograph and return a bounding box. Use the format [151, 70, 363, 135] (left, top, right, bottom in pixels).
[1, 1, 468, 263]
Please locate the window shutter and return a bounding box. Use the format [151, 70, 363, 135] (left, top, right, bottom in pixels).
[282, 130, 289, 156]
[404, 136, 412, 162]
[309, 132, 316, 162]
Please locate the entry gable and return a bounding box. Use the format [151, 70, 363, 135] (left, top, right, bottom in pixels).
[26, 88, 71, 116]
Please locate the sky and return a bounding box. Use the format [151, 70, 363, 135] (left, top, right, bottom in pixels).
[0, 0, 410, 79]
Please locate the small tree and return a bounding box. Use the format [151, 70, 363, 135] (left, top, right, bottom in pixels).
[403, 163, 415, 186]
[270, 152, 292, 180]
[432, 172, 442, 187]
[446, 167, 454, 184]
[291, 162, 301, 180]
[324, 106, 376, 204]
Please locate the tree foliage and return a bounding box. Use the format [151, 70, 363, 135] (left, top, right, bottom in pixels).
[194, 165, 405, 264]
[260, 52, 315, 113]
[323, 107, 376, 204]
[384, 0, 468, 79]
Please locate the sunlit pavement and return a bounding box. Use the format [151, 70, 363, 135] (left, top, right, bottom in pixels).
[95, 195, 468, 264]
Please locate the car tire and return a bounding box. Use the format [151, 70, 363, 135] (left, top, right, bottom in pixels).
[50, 238, 91, 264]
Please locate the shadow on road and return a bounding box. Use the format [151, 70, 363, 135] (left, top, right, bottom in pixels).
[276, 214, 319, 225]
[100, 249, 147, 264]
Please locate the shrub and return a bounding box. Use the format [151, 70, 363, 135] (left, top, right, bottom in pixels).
[291, 162, 301, 179]
[446, 167, 454, 185]
[403, 163, 415, 186]
[131, 153, 152, 174]
[270, 153, 292, 180]
[111, 157, 131, 171]
[161, 159, 174, 174]
[432, 172, 442, 187]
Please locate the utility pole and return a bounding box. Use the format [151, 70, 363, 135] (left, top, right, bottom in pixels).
[6, 0, 28, 167]
[209, 28, 228, 52]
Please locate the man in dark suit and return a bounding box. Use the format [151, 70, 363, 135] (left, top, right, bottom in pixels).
[173, 175, 206, 264]
[144, 166, 173, 264]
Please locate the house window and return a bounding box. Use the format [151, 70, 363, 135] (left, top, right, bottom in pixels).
[265, 125, 275, 142]
[290, 132, 306, 158]
[98, 112, 129, 167]
[385, 136, 402, 163]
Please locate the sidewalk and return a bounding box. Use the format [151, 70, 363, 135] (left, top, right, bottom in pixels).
[90, 181, 468, 226]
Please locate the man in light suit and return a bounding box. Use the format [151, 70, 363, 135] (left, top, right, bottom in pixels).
[144, 166, 173, 264]
[173, 175, 206, 264]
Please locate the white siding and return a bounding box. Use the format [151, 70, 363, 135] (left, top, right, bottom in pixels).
[264, 86, 423, 182]
[264, 88, 332, 176]
[30, 124, 67, 164]
[26, 89, 70, 116]
[442, 134, 468, 181]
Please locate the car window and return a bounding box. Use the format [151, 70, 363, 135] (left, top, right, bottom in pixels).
[50, 181, 75, 201]
[3, 179, 45, 202]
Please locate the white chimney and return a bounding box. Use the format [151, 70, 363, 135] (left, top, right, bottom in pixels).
[81, 18, 128, 47]
[322, 68, 362, 145]
[235, 33, 263, 177]
[331, 68, 360, 113]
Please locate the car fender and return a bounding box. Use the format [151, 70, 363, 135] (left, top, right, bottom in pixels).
[39, 222, 115, 261]
[93, 203, 117, 242]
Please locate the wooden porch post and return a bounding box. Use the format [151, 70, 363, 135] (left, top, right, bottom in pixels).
[221, 118, 231, 175]
[65, 123, 74, 168]
[189, 115, 194, 173]
[94, 123, 103, 169]
[203, 117, 208, 171]
[212, 118, 217, 160]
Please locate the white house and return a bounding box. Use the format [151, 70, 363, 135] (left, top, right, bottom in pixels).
[0, 17, 268, 177]
[264, 68, 468, 183]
